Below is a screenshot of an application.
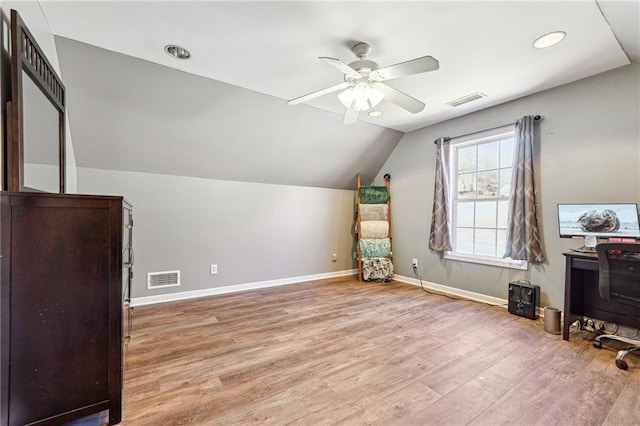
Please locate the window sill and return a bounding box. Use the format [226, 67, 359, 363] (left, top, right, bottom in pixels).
[443, 252, 529, 270]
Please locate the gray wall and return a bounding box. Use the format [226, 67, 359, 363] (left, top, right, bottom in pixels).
[79, 64, 639, 307]
[373, 64, 640, 309]
[78, 168, 357, 298]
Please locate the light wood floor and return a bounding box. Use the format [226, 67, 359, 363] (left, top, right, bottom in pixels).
[122, 277, 640, 425]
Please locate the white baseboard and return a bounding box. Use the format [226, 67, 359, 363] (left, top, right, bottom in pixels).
[131, 269, 357, 307]
[132, 271, 550, 320]
[394, 274, 552, 319]
[393, 274, 508, 307]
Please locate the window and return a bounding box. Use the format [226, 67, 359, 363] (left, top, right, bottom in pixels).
[445, 126, 527, 270]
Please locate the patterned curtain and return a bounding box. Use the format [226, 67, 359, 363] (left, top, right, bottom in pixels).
[504, 116, 545, 263]
[429, 137, 452, 252]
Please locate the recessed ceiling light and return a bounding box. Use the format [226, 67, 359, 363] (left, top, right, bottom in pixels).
[533, 31, 566, 49]
[368, 110, 383, 117]
[164, 44, 191, 59]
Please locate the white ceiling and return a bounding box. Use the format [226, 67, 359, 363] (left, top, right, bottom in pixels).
[40, 1, 638, 133]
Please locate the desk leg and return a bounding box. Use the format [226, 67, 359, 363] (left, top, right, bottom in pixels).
[563, 256, 572, 341]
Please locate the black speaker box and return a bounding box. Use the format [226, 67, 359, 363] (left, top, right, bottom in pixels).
[508, 280, 540, 320]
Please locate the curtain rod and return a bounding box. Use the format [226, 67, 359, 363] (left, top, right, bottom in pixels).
[433, 115, 543, 144]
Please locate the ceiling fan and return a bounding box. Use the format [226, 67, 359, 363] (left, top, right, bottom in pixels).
[288, 42, 439, 124]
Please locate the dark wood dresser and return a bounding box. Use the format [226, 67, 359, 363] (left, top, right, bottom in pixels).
[0, 192, 131, 425]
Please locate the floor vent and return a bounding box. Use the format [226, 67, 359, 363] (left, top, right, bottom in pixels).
[147, 270, 181, 289]
[446, 92, 487, 107]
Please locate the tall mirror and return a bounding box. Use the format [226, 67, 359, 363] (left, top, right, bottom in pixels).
[8, 9, 65, 193]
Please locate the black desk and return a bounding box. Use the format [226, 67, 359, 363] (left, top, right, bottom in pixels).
[563, 251, 640, 340]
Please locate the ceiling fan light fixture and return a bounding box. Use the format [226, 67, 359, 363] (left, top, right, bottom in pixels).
[533, 31, 566, 49]
[368, 110, 383, 117]
[338, 82, 384, 112]
[288, 42, 436, 118]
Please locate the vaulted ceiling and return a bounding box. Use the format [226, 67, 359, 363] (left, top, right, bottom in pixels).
[33, 1, 640, 189]
[55, 37, 402, 189]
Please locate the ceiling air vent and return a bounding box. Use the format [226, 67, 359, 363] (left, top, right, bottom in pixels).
[446, 92, 487, 107]
[147, 270, 181, 289]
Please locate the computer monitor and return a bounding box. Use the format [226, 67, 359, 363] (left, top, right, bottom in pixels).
[558, 203, 640, 252]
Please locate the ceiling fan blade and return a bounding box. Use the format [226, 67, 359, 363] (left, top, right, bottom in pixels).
[319, 57, 362, 78]
[343, 106, 359, 125]
[288, 82, 350, 105]
[370, 56, 439, 81]
[374, 82, 425, 114]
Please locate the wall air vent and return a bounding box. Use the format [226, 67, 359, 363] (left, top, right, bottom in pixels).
[446, 92, 487, 107]
[147, 270, 181, 289]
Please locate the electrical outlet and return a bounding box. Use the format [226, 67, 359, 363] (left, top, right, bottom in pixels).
[412, 258, 418, 269]
[210, 264, 218, 275]
[331, 253, 338, 262]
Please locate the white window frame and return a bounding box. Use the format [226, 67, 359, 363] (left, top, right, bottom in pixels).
[444, 125, 528, 271]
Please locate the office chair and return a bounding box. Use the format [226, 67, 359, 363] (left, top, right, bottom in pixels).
[593, 242, 640, 370]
